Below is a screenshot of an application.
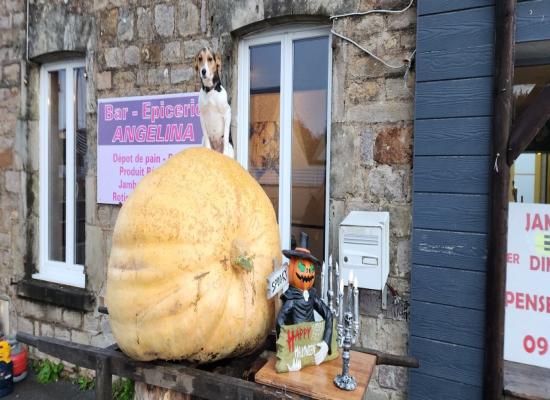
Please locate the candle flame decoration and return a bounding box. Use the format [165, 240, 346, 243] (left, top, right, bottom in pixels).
[320, 257, 360, 391]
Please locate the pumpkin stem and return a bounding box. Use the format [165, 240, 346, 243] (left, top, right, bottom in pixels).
[230, 239, 255, 271]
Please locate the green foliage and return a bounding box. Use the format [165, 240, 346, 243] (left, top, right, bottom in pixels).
[74, 374, 95, 391]
[36, 359, 64, 384]
[113, 378, 134, 400]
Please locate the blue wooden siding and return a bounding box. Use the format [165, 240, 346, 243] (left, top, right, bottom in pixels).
[410, 1, 495, 398]
[411, 1, 550, 398]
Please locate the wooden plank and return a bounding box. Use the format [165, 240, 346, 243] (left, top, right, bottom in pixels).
[416, 44, 494, 82]
[412, 229, 487, 271]
[516, 0, 550, 43]
[414, 117, 491, 156]
[414, 156, 490, 194]
[409, 336, 484, 387]
[485, 0, 515, 397]
[412, 193, 489, 233]
[255, 352, 375, 400]
[410, 301, 485, 348]
[409, 371, 482, 400]
[504, 360, 550, 400]
[416, 77, 493, 119]
[418, 0, 494, 16]
[95, 355, 112, 400]
[417, 7, 494, 53]
[15, 333, 302, 400]
[411, 265, 486, 310]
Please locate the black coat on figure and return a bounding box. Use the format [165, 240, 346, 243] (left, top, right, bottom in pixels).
[276, 286, 333, 354]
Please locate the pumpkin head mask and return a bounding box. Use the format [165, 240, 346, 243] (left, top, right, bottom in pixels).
[283, 232, 320, 292]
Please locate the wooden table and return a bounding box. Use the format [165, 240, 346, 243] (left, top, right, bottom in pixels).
[255, 351, 376, 400]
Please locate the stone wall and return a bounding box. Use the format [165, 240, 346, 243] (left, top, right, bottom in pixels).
[1, 0, 415, 398]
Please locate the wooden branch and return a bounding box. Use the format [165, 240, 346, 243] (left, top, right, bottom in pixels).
[485, 0, 516, 398]
[351, 347, 419, 368]
[508, 85, 550, 164]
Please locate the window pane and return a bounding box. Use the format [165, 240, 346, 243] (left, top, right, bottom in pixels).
[291, 36, 328, 260]
[249, 43, 281, 219]
[74, 68, 87, 265]
[48, 70, 66, 262]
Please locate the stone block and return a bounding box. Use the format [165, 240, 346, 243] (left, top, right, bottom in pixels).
[5, 170, 20, 193]
[183, 38, 210, 59]
[20, 299, 45, 319]
[124, 45, 140, 66]
[360, 129, 375, 167]
[177, 0, 200, 36]
[137, 7, 153, 40]
[96, 71, 111, 90]
[45, 306, 62, 323]
[83, 314, 100, 332]
[388, 204, 411, 238]
[100, 8, 118, 41]
[171, 66, 194, 84]
[387, 8, 416, 30]
[16, 316, 33, 334]
[113, 71, 136, 89]
[378, 365, 408, 390]
[62, 309, 83, 329]
[0, 16, 11, 30]
[40, 322, 54, 337]
[104, 47, 123, 69]
[0, 232, 9, 250]
[374, 125, 412, 165]
[3, 63, 19, 84]
[12, 12, 24, 27]
[117, 8, 134, 42]
[366, 165, 409, 204]
[161, 41, 181, 64]
[330, 123, 360, 199]
[141, 44, 161, 64]
[148, 67, 170, 86]
[154, 4, 175, 38]
[346, 101, 412, 124]
[385, 78, 414, 101]
[71, 329, 91, 345]
[54, 326, 71, 341]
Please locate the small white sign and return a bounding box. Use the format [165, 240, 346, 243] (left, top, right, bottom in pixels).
[267, 262, 289, 299]
[505, 202, 550, 368]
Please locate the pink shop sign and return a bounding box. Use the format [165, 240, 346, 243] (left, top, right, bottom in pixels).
[97, 93, 203, 204]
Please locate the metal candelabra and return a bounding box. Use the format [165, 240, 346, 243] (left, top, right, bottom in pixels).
[322, 256, 360, 391]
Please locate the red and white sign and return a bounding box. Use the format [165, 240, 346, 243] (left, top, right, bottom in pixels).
[505, 202, 550, 368]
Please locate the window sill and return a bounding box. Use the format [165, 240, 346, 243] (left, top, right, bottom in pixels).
[504, 360, 550, 399]
[17, 279, 95, 312]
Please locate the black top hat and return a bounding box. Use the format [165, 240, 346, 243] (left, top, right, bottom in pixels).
[282, 232, 320, 265]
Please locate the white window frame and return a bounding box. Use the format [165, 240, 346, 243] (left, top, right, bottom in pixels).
[237, 25, 332, 262]
[35, 59, 86, 288]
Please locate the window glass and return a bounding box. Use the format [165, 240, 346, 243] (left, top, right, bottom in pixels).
[249, 43, 281, 219]
[291, 36, 328, 260]
[511, 64, 550, 203]
[74, 67, 87, 265]
[48, 70, 66, 262]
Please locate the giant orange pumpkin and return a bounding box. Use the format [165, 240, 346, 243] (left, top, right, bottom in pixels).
[106, 148, 280, 363]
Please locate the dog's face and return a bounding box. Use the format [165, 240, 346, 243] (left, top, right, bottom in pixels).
[194, 47, 221, 88]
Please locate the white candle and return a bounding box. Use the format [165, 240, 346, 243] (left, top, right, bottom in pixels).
[320, 261, 326, 302]
[354, 277, 359, 322]
[347, 270, 354, 311]
[338, 278, 344, 325]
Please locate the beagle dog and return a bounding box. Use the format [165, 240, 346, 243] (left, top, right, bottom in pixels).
[194, 47, 234, 158]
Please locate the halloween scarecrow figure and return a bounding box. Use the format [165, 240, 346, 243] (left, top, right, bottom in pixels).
[276, 232, 333, 371]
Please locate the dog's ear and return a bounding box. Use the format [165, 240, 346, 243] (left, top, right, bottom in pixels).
[194, 53, 200, 72]
[215, 53, 222, 74]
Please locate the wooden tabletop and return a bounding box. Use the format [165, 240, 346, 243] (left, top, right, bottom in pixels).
[255, 351, 376, 400]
